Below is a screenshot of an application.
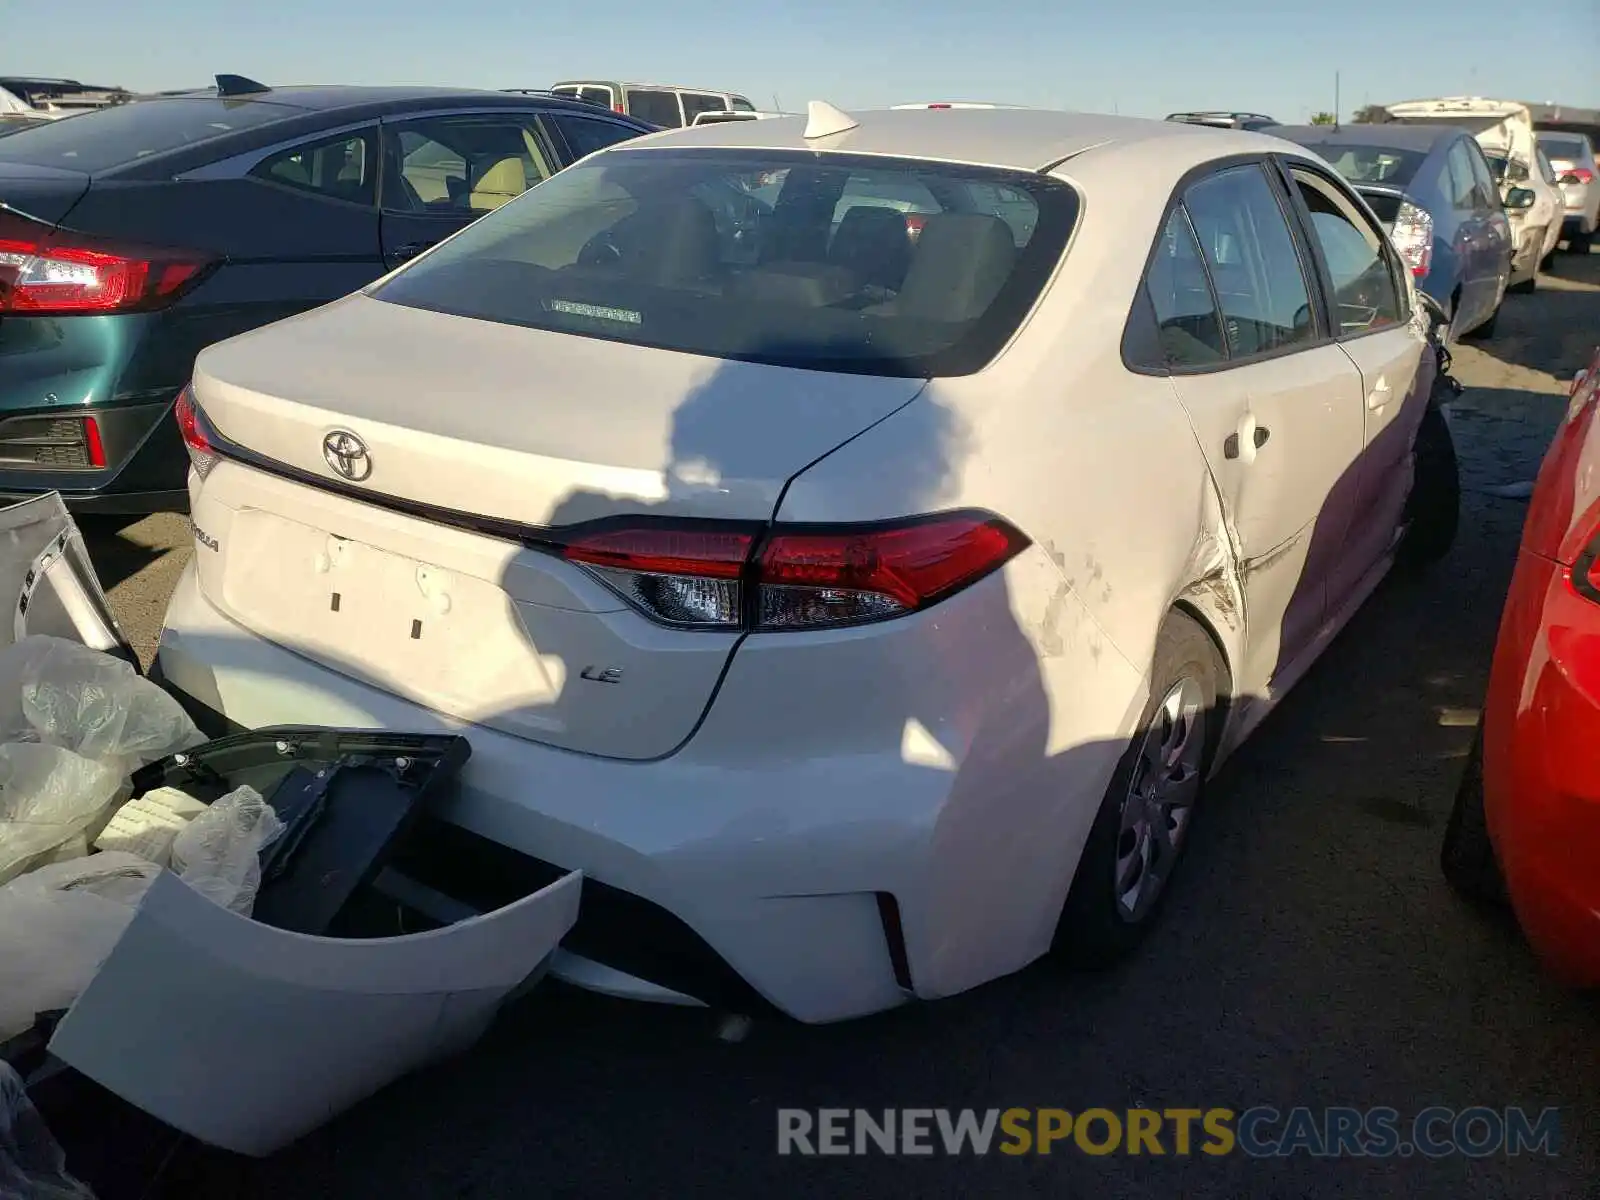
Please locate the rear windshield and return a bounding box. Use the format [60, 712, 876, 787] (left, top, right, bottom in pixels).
[1300, 143, 1428, 187]
[1358, 191, 1402, 226]
[371, 148, 1078, 377]
[0, 98, 292, 172]
[1539, 135, 1590, 161]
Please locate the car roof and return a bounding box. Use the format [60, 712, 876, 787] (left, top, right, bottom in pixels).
[620, 106, 1298, 172]
[1269, 123, 1456, 152]
[553, 80, 746, 95]
[131, 85, 606, 116]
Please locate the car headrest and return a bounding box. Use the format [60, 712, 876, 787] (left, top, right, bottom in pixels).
[470, 157, 529, 211]
[896, 212, 1017, 322]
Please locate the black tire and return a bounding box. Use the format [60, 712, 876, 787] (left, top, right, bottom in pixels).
[1398, 401, 1460, 568]
[1440, 728, 1508, 905]
[1508, 272, 1537, 295]
[1569, 229, 1593, 255]
[1054, 613, 1223, 966]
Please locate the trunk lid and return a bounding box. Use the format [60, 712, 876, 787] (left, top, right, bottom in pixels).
[192, 291, 926, 526]
[189, 292, 926, 759]
[0, 161, 90, 228]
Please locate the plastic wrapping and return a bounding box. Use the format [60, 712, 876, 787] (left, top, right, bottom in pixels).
[0, 747, 124, 887]
[0, 637, 204, 775]
[170, 786, 284, 916]
[0, 1062, 96, 1200]
[0, 853, 161, 1042]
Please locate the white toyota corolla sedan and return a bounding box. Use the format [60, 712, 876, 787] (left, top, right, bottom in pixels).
[156, 103, 1458, 1022]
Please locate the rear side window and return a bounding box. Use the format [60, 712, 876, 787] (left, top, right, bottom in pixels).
[1182, 165, 1317, 357]
[731, 97, 756, 113]
[1145, 207, 1228, 367]
[1445, 140, 1479, 210]
[1537, 148, 1559, 186]
[680, 93, 728, 124]
[578, 86, 614, 108]
[1290, 168, 1404, 334]
[1466, 143, 1499, 201]
[626, 89, 682, 127]
[551, 114, 641, 160]
[0, 98, 291, 172]
[369, 148, 1079, 377]
[252, 130, 376, 206]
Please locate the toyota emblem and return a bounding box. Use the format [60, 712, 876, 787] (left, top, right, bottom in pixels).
[322, 430, 371, 481]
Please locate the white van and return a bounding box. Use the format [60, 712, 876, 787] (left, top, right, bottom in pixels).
[548, 81, 755, 128]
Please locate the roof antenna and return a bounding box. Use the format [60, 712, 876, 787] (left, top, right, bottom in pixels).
[804, 100, 858, 140]
[216, 74, 271, 98]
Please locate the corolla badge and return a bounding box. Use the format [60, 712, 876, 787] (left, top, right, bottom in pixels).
[322, 430, 371, 481]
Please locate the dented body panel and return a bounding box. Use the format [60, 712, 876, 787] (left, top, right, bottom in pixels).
[155, 109, 1443, 1020]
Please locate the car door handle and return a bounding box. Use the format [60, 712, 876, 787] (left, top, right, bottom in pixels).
[1223, 421, 1270, 461]
[392, 241, 435, 262]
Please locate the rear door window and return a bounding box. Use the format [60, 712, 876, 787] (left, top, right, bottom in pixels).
[251, 130, 377, 206]
[578, 86, 614, 108]
[1182, 164, 1318, 357]
[625, 88, 683, 127]
[383, 114, 556, 213]
[0, 97, 293, 172]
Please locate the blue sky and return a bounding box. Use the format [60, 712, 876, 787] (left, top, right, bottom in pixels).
[8, 0, 1598, 121]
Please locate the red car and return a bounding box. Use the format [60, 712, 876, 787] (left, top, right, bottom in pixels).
[1443, 345, 1600, 987]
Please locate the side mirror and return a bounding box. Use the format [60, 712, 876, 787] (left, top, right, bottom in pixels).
[1504, 187, 1537, 211]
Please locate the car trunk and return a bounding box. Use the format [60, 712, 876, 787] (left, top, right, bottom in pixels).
[188, 292, 927, 759]
[0, 161, 90, 228]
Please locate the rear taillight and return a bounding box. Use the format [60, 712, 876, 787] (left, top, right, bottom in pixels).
[173, 385, 219, 480]
[903, 214, 927, 243]
[1565, 167, 1595, 184]
[0, 211, 214, 316]
[563, 524, 753, 628]
[561, 511, 1029, 632]
[1390, 200, 1434, 279]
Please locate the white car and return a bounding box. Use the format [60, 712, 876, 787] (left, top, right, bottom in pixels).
[157, 103, 1458, 1023]
[1535, 129, 1599, 253]
[1384, 97, 1561, 289]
